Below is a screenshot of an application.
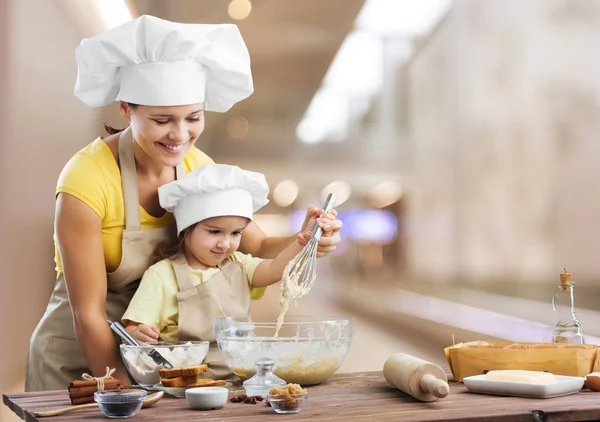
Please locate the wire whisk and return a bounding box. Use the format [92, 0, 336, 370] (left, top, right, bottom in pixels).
[281, 193, 337, 300]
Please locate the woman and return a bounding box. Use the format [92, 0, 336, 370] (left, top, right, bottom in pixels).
[26, 15, 342, 392]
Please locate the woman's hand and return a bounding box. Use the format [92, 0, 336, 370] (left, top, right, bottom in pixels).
[297, 207, 343, 257]
[126, 323, 160, 344]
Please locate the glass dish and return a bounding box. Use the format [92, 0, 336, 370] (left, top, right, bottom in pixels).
[243, 357, 286, 397]
[94, 389, 147, 418]
[267, 394, 308, 414]
[120, 341, 209, 388]
[215, 316, 354, 386]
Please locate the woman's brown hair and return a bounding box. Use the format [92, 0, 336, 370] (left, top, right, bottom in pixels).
[151, 225, 196, 264]
[103, 103, 139, 135]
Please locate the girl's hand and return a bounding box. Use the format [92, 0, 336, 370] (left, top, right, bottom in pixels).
[297, 207, 343, 257]
[129, 324, 160, 344]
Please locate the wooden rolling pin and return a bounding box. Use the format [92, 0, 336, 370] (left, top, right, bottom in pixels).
[383, 353, 450, 402]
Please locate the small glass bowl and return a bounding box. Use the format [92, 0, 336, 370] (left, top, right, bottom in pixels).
[267, 394, 308, 414]
[94, 389, 147, 419]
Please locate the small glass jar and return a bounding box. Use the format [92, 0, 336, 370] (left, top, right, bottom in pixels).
[242, 357, 286, 397]
[94, 389, 147, 419]
[268, 394, 308, 414]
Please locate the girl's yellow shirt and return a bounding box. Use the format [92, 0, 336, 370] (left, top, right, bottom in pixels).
[53, 138, 214, 276]
[121, 252, 265, 343]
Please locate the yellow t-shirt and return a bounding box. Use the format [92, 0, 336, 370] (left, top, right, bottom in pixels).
[121, 252, 265, 343]
[54, 138, 214, 276]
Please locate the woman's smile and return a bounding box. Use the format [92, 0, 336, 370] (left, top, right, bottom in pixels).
[156, 141, 188, 155]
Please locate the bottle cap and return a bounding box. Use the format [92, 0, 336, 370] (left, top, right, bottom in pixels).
[560, 268, 572, 284]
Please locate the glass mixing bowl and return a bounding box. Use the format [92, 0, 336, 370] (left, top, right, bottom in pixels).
[120, 341, 209, 388]
[214, 316, 354, 386]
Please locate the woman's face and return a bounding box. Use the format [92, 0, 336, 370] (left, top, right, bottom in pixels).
[120, 102, 205, 167]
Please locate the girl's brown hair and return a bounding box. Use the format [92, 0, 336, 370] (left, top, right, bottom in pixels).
[151, 225, 195, 264]
[103, 103, 139, 135]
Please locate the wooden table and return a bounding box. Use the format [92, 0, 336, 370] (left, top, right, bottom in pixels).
[5, 371, 600, 421]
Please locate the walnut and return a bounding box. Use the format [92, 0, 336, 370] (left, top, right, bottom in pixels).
[268, 383, 307, 399]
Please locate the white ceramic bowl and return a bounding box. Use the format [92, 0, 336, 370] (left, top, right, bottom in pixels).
[185, 387, 229, 410]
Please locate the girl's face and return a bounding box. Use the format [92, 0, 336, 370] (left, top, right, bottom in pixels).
[184, 216, 249, 268]
[119, 102, 205, 167]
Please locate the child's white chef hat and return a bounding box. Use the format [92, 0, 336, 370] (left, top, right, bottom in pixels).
[159, 164, 269, 235]
[74, 15, 253, 111]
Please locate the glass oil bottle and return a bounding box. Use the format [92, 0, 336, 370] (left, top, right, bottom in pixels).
[551, 268, 585, 344]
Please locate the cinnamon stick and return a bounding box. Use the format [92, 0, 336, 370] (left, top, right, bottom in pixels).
[69, 383, 123, 398]
[70, 396, 95, 405]
[69, 378, 122, 389]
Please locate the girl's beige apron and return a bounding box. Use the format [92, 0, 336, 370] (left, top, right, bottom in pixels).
[26, 127, 184, 391]
[172, 256, 251, 380]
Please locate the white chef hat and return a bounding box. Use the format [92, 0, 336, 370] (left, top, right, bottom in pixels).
[74, 15, 253, 111]
[159, 164, 270, 235]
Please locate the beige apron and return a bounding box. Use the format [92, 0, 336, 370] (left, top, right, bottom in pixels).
[25, 127, 184, 391]
[172, 256, 251, 380]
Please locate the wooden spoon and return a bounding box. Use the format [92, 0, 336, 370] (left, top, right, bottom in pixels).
[34, 391, 164, 417]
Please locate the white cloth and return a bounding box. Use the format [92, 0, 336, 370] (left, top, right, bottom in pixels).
[74, 15, 253, 111]
[159, 164, 269, 235]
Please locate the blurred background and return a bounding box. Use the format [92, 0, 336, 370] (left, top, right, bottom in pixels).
[3, 0, 600, 420]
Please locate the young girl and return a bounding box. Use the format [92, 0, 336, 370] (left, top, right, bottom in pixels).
[121, 164, 334, 379]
